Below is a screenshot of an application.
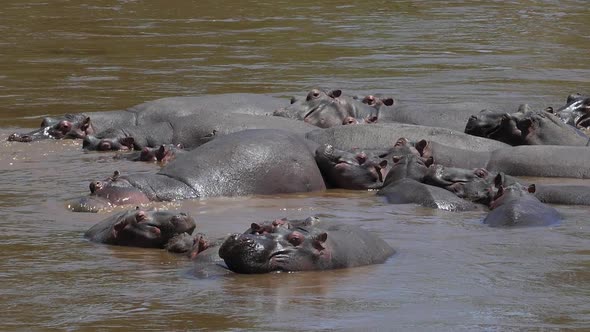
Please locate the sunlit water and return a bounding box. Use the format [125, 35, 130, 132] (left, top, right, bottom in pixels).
[1, 1, 589, 330]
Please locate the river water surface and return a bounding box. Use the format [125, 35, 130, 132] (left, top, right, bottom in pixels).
[1, 1, 589, 330]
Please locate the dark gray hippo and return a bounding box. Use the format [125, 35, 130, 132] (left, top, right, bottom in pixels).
[82, 112, 317, 151]
[70, 129, 327, 212]
[465, 106, 590, 146]
[533, 184, 590, 206]
[483, 175, 561, 227]
[8, 93, 288, 142]
[218, 217, 394, 274]
[306, 123, 509, 153]
[314, 144, 388, 190]
[84, 208, 196, 248]
[273, 88, 379, 128]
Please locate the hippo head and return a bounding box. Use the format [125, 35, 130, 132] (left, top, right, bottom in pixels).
[315, 144, 388, 190]
[554, 97, 590, 129]
[382, 154, 432, 187]
[465, 108, 528, 145]
[515, 109, 589, 145]
[219, 217, 330, 273]
[489, 173, 536, 210]
[85, 208, 196, 248]
[7, 114, 95, 142]
[82, 128, 135, 151]
[85, 171, 150, 208]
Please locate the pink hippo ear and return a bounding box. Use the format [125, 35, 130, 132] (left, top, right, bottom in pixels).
[112, 217, 130, 238]
[81, 117, 91, 132]
[313, 232, 328, 251]
[328, 89, 342, 98]
[381, 97, 395, 106]
[135, 210, 147, 223]
[527, 184, 536, 194]
[119, 137, 135, 149]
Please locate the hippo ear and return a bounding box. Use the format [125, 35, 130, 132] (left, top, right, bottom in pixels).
[527, 184, 536, 194]
[381, 97, 395, 106]
[135, 210, 147, 223]
[424, 156, 434, 167]
[249, 223, 262, 233]
[313, 232, 328, 251]
[415, 139, 428, 157]
[290, 96, 297, 104]
[81, 117, 91, 132]
[494, 173, 505, 187]
[545, 107, 554, 114]
[112, 218, 129, 238]
[119, 137, 135, 149]
[328, 89, 342, 98]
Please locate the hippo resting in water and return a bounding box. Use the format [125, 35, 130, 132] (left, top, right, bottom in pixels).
[464, 105, 590, 146]
[8, 93, 288, 142]
[84, 208, 196, 248]
[273, 88, 382, 128]
[218, 217, 395, 274]
[82, 111, 316, 151]
[484, 174, 561, 227]
[70, 129, 326, 212]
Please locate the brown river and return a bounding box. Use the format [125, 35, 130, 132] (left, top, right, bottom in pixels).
[1, 1, 589, 330]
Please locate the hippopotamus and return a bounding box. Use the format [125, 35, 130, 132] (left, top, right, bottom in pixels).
[378, 178, 478, 211]
[7, 93, 288, 142]
[218, 217, 395, 273]
[84, 208, 196, 248]
[371, 97, 521, 132]
[273, 88, 379, 128]
[314, 144, 388, 190]
[483, 175, 561, 227]
[533, 184, 590, 206]
[82, 112, 316, 151]
[306, 123, 509, 153]
[70, 129, 327, 212]
[465, 106, 590, 146]
[553, 95, 590, 129]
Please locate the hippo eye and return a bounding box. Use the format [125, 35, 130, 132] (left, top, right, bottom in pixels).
[287, 232, 304, 246]
[474, 169, 488, 178]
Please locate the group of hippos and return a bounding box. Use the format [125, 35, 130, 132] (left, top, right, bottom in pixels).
[8, 89, 590, 275]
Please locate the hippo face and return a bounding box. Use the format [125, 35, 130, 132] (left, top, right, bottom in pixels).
[7, 114, 94, 142]
[315, 144, 387, 190]
[83, 129, 134, 151]
[219, 220, 329, 274]
[554, 97, 590, 128]
[85, 209, 196, 248]
[88, 172, 150, 206]
[383, 154, 431, 186]
[465, 109, 526, 145]
[516, 109, 589, 145]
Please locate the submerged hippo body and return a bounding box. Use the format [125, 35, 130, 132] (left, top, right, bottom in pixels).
[218, 217, 395, 274]
[84, 209, 196, 248]
[483, 178, 561, 227]
[83, 112, 317, 151]
[8, 94, 288, 142]
[71, 130, 327, 212]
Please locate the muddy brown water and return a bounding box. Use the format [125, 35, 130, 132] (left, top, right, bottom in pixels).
[1, 1, 589, 330]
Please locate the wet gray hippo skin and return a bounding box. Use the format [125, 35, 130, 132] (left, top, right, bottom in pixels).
[8, 93, 288, 142]
[533, 184, 590, 206]
[378, 178, 478, 211]
[82, 112, 316, 151]
[465, 107, 590, 146]
[218, 217, 394, 274]
[375, 100, 520, 132]
[273, 88, 379, 128]
[84, 208, 196, 248]
[314, 144, 388, 190]
[71, 130, 327, 212]
[483, 176, 561, 227]
[305, 123, 509, 153]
